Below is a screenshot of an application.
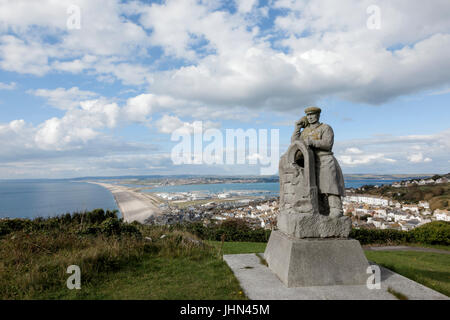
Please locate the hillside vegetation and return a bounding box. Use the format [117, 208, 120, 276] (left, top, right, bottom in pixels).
[358, 182, 449, 211]
[1, 209, 449, 299]
[0, 210, 245, 300]
[173, 218, 450, 246]
[350, 221, 450, 245]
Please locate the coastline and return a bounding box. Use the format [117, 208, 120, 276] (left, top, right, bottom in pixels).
[89, 182, 163, 223]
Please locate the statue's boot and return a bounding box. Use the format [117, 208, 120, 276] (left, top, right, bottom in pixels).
[328, 194, 343, 217]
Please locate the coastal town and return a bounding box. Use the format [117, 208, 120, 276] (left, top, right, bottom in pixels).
[143, 175, 450, 232]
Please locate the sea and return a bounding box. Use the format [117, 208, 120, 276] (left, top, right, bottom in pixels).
[0, 178, 409, 219]
[0, 180, 119, 219]
[144, 179, 403, 196]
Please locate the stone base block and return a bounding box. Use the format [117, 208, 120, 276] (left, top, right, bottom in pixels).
[264, 230, 369, 287]
[277, 212, 351, 238]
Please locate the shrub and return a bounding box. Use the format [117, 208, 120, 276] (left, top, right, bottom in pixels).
[120, 223, 142, 237]
[100, 217, 121, 235]
[349, 228, 409, 245]
[409, 221, 450, 245]
[350, 221, 450, 245]
[0, 219, 32, 236]
[0, 209, 133, 238]
[178, 219, 271, 242]
[178, 219, 449, 245]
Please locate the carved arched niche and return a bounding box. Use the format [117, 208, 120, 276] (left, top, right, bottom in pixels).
[278, 140, 319, 215]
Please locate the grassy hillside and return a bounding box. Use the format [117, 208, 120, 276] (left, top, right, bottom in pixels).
[358, 183, 449, 210]
[0, 210, 246, 300]
[1, 210, 449, 299]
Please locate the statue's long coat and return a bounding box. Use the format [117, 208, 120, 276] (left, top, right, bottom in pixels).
[296, 123, 346, 196]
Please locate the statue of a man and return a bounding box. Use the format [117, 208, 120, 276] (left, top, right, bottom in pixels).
[291, 106, 345, 217]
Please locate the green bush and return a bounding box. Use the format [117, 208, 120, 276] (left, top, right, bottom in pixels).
[0, 219, 32, 236]
[409, 221, 450, 245]
[120, 223, 142, 237]
[349, 228, 410, 245]
[0, 209, 140, 238]
[100, 217, 121, 235]
[177, 219, 271, 242]
[179, 219, 449, 246]
[2, 210, 448, 247]
[350, 221, 450, 245]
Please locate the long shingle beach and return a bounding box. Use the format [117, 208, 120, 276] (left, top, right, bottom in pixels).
[90, 182, 162, 223]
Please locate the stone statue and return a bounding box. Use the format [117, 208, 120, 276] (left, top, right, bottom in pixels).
[276, 106, 351, 238]
[291, 106, 345, 217]
[264, 106, 369, 288]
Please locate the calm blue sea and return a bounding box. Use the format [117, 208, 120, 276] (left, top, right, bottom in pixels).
[0, 180, 119, 219]
[0, 178, 404, 219]
[144, 179, 403, 196]
[144, 182, 279, 195]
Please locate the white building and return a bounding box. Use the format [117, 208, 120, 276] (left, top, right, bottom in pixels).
[355, 208, 370, 215]
[256, 204, 270, 211]
[399, 221, 415, 231]
[368, 218, 385, 229]
[434, 209, 450, 222]
[217, 193, 230, 199]
[345, 194, 389, 206]
[418, 201, 430, 209]
[418, 218, 432, 225]
[374, 209, 387, 216]
[393, 212, 411, 222]
[393, 201, 402, 209]
[402, 204, 420, 214]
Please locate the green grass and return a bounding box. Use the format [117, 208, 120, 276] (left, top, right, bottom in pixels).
[207, 240, 267, 254]
[0, 211, 248, 300]
[209, 241, 450, 298]
[37, 254, 246, 300]
[365, 250, 450, 297]
[0, 233, 248, 300]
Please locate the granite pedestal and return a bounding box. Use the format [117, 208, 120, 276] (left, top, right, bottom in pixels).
[264, 230, 369, 287]
[224, 253, 449, 300]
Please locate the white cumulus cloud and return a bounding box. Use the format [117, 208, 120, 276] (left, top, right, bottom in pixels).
[407, 153, 432, 163]
[0, 81, 16, 90]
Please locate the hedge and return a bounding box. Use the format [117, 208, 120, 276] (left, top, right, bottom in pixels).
[2, 213, 448, 246]
[175, 220, 449, 246]
[0, 209, 141, 237]
[175, 219, 271, 242]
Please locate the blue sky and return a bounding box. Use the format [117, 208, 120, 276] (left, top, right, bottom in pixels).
[0, 0, 449, 178]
